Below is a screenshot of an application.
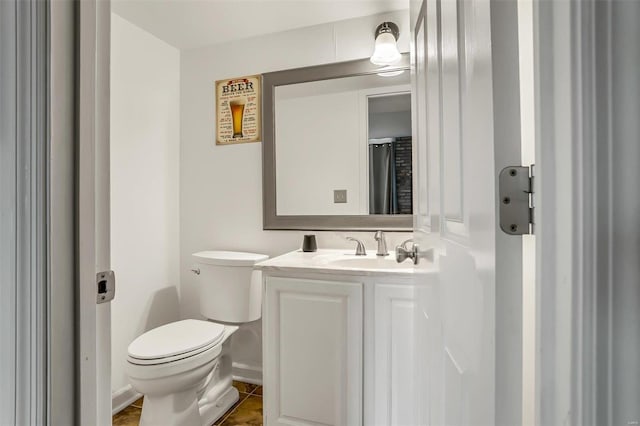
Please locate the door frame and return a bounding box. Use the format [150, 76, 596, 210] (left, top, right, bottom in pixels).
[0, 0, 49, 423]
[490, 2, 526, 424]
[49, 0, 112, 423]
[533, 0, 616, 424]
[50, 0, 77, 424]
[76, 0, 112, 424]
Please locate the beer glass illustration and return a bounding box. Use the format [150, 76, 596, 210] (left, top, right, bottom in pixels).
[229, 98, 246, 138]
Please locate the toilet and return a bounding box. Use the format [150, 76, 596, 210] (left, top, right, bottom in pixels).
[125, 251, 268, 426]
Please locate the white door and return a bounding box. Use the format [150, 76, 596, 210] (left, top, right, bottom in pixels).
[411, 0, 524, 424]
[77, 0, 112, 424]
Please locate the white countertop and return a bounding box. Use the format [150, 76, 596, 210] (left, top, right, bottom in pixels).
[255, 249, 435, 277]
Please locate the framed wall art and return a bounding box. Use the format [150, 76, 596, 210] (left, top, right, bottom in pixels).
[215, 75, 261, 145]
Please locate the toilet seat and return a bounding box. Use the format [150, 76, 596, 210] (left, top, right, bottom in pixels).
[128, 319, 226, 366]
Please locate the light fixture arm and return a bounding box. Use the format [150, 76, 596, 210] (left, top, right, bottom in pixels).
[374, 22, 399, 41]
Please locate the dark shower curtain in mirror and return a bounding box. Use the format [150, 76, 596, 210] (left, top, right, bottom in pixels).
[369, 137, 413, 215]
[369, 139, 398, 214]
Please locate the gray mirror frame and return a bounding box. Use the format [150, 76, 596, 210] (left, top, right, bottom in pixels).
[262, 53, 412, 231]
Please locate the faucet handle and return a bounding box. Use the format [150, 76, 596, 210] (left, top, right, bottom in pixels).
[346, 237, 367, 256]
[396, 243, 419, 264]
[400, 238, 414, 250]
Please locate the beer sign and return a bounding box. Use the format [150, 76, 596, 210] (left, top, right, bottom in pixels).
[215, 75, 262, 145]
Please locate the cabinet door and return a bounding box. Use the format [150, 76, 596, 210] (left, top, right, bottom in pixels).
[373, 282, 416, 425]
[264, 277, 363, 426]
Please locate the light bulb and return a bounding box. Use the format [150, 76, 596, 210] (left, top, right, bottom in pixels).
[371, 32, 402, 65]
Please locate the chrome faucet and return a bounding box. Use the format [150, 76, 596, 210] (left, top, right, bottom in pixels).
[374, 231, 389, 256]
[346, 237, 367, 256]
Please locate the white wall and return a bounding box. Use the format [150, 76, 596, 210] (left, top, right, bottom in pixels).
[110, 13, 181, 397]
[180, 10, 412, 382]
[369, 111, 412, 139]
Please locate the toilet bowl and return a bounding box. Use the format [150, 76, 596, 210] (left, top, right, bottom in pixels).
[125, 251, 268, 426]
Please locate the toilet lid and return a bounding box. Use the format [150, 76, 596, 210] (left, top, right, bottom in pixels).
[192, 250, 269, 266]
[127, 319, 225, 360]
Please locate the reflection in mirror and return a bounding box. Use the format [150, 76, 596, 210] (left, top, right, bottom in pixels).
[368, 92, 412, 215]
[263, 54, 413, 230]
[274, 72, 411, 217]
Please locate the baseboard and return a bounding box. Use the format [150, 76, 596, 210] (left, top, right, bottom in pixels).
[232, 362, 262, 386]
[112, 384, 142, 415]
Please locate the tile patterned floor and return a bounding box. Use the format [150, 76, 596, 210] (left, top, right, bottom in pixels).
[112, 381, 263, 426]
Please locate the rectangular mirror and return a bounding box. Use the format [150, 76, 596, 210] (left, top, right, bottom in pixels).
[263, 54, 412, 230]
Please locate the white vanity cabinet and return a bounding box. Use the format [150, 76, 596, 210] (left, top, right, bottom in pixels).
[263, 276, 363, 426]
[259, 251, 420, 426]
[366, 281, 416, 426]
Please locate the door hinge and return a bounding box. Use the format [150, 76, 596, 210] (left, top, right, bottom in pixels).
[499, 165, 534, 235]
[96, 270, 115, 304]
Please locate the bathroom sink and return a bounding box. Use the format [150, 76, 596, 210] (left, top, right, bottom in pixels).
[254, 249, 425, 276]
[327, 253, 413, 270]
[309, 251, 417, 274]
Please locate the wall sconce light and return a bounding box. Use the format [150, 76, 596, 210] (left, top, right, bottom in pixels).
[370, 22, 401, 66]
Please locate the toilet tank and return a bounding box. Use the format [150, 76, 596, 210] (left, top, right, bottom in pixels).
[192, 251, 268, 323]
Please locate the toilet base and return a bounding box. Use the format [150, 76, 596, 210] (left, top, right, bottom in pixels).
[197, 330, 240, 425]
[139, 386, 203, 426]
[199, 386, 239, 426]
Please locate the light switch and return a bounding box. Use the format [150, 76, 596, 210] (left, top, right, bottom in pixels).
[334, 189, 347, 203]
